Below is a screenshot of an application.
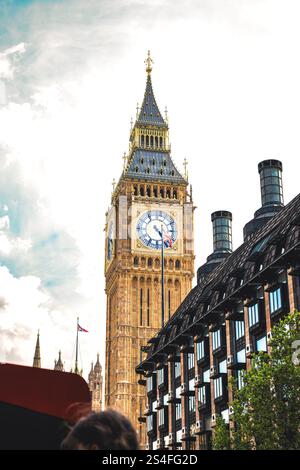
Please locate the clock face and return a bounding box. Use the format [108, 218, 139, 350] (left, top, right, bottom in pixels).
[107, 222, 114, 260]
[136, 210, 177, 250]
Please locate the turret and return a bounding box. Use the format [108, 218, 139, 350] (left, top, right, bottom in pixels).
[54, 350, 64, 372]
[94, 353, 102, 374]
[88, 362, 94, 382]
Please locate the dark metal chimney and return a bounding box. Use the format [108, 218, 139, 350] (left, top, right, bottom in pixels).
[243, 159, 284, 241]
[211, 210, 233, 253]
[258, 159, 284, 209]
[197, 211, 233, 284]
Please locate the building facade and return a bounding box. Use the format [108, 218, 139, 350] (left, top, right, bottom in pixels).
[105, 53, 194, 446]
[137, 160, 300, 450]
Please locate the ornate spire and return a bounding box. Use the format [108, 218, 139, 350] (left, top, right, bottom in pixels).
[88, 362, 94, 381]
[124, 53, 186, 185]
[33, 330, 41, 368]
[94, 353, 102, 373]
[136, 52, 167, 128]
[54, 350, 64, 372]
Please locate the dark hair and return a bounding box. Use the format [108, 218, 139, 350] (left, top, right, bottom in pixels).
[61, 408, 139, 450]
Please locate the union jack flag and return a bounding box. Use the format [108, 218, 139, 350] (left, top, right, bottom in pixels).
[154, 225, 173, 248]
[77, 324, 88, 333]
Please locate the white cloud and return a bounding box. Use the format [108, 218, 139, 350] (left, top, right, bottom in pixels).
[0, 42, 26, 79]
[0, 233, 11, 255]
[0, 43, 26, 57]
[0, 215, 9, 230]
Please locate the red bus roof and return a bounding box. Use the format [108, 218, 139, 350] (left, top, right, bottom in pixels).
[0, 363, 91, 421]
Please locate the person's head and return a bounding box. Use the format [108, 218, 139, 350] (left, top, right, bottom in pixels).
[61, 408, 139, 450]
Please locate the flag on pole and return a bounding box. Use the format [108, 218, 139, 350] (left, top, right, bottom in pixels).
[154, 225, 173, 247]
[77, 324, 88, 333]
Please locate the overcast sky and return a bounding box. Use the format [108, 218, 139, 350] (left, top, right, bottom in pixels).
[0, 0, 300, 378]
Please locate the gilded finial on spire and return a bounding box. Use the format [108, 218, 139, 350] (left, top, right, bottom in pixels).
[145, 50, 153, 75]
[122, 152, 127, 170]
[136, 102, 139, 119]
[183, 157, 188, 181]
[112, 178, 116, 192]
[164, 106, 168, 123]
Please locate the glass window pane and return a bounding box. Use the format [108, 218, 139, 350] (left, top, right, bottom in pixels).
[237, 348, 246, 363]
[219, 359, 227, 374]
[256, 336, 267, 352]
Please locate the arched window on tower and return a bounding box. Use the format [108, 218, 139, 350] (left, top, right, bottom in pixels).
[146, 186, 151, 197]
[155, 136, 158, 147]
[133, 185, 138, 196]
[160, 187, 164, 198]
[148, 258, 153, 268]
[146, 135, 149, 147]
[147, 288, 150, 326]
[140, 186, 145, 196]
[175, 279, 181, 308]
[160, 137, 163, 148]
[153, 186, 158, 197]
[166, 188, 171, 198]
[175, 260, 181, 269]
[173, 189, 177, 199]
[134, 256, 139, 266]
[155, 258, 160, 269]
[150, 136, 154, 147]
[140, 288, 143, 326]
[141, 135, 144, 147]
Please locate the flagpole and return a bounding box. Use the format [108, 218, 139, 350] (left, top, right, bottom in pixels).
[161, 224, 165, 328]
[75, 316, 79, 374]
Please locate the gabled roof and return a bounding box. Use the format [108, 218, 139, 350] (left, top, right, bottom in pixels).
[125, 149, 186, 184]
[138, 192, 300, 368]
[136, 74, 167, 127]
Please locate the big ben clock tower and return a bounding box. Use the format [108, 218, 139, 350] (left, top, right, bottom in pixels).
[104, 52, 194, 446]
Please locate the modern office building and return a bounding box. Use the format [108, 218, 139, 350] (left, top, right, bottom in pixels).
[136, 160, 300, 450]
